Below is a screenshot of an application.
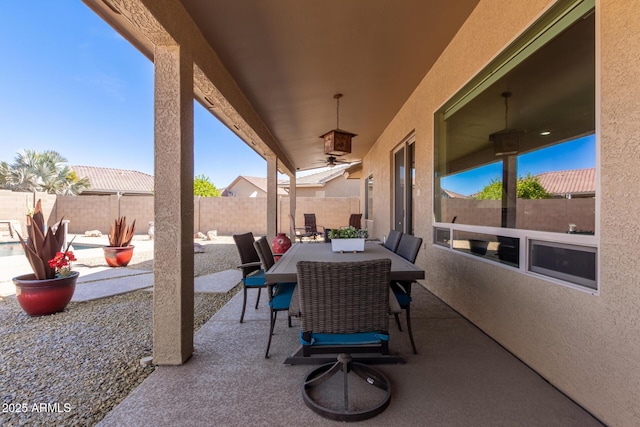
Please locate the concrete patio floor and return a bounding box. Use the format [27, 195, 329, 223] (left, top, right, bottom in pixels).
[98, 283, 603, 426]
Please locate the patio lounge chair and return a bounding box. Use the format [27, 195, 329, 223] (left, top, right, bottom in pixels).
[253, 236, 296, 358]
[297, 259, 393, 421]
[289, 214, 313, 243]
[232, 232, 266, 323]
[303, 213, 324, 241]
[391, 233, 423, 354]
[348, 213, 362, 228]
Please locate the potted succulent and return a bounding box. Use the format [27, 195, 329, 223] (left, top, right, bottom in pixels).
[103, 216, 136, 267]
[328, 226, 368, 252]
[12, 200, 79, 316]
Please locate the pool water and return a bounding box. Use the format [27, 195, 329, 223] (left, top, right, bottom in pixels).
[0, 242, 101, 257]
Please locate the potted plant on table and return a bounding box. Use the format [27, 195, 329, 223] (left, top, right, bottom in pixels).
[12, 200, 79, 316]
[328, 226, 368, 253]
[103, 216, 136, 267]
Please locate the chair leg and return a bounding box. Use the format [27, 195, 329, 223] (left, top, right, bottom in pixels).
[394, 313, 403, 331]
[405, 305, 417, 354]
[240, 286, 248, 323]
[254, 287, 262, 309]
[265, 309, 278, 358]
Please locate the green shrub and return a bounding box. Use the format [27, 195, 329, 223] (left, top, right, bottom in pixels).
[328, 226, 368, 239]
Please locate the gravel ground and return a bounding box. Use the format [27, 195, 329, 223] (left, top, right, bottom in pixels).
[0, 239, 241, 427]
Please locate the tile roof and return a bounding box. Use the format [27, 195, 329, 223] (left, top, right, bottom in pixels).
[72, 166, 154, 194]
[282, 164, 351, 187]
[536, 168, 595, 196]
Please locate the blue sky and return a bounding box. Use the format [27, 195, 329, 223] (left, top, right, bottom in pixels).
[0, 1, 266, 189]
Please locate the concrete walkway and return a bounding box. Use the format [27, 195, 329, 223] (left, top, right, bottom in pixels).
[1, 266, 240, 301]
[97, 283, 603, 426]
[0, 233, 240, 300]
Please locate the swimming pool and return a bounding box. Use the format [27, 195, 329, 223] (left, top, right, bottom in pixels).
[0, 242, 102, 257]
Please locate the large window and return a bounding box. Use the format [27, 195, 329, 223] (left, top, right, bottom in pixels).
[433, 0, 597, 292]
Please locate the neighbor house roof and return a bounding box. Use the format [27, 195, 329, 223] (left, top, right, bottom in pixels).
[281, 164, 355, 188]
[536, 168, 595, 196]
[72, 166, 154, 195]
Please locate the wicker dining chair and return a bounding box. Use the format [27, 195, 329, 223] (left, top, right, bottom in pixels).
[253, 236, 296, 358]
[297, 259, 393, 421]
[297, 258, 392, 357]
[391, 233, 423, 354]
[232, 232, 266, 323]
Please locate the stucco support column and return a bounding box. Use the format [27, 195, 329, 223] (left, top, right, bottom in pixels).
[152, 44, 195, 365]
[266, 154, 278, 241]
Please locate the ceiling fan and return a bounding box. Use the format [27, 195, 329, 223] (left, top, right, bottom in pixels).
[325, 155, 350, 168]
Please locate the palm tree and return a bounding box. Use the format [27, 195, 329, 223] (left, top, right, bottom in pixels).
[0, 150, 90, 195]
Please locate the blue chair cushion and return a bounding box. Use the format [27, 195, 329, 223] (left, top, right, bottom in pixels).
[244, 269, 265, 287]
[391, 283, 412, 307]
[393, 289, 412, 307]
[300, 331, 389, 346]
[269, 282, 296, 310]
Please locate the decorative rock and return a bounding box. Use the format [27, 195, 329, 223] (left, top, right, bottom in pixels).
[194, 242, 206, 253]
[84, 230, 103, 237]
[140, 356, 154, 367]
[194, 231, 206, 239]
[206, 230, 217, 240]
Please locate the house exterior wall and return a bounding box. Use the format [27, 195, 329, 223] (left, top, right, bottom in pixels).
[363, 1, 639, 425]
[225, 179, 265, 197]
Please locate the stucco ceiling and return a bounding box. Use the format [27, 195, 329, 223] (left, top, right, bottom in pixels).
[179, 0, 480, 171]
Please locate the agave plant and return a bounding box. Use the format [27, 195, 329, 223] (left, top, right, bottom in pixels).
[16, 200, 66, 280]
[108, 216, 136, 247]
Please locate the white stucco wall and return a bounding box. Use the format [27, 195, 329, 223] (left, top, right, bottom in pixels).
[363, 1, 640, 425]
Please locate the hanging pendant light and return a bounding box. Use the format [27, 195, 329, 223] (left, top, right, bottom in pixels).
[491, 91, 521, 156]
[320, 93, 356, 156]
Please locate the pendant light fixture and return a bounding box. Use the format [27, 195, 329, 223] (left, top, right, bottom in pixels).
[320, 93, 356, 156]
[491, 91, 521, 156]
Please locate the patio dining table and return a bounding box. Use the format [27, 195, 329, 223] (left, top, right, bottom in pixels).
[265, 241, 425, 283]
[265, 241, 425, 364]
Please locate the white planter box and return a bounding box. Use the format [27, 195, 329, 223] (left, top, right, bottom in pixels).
[331, 238, 365, 252]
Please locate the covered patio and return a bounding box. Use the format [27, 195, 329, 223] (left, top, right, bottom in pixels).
[98, 284, 601, 426]
[80, 1, 640, 425]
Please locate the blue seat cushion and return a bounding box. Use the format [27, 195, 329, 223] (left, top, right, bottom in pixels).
[391, 283, 412, 307]
[244, 269, 265, 287]
[393, 289, 411, 307]
[300, 331, 389, 346]
[269, 282, 296, 310]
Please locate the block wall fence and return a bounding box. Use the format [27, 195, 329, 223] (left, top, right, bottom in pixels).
[0, 190, 361, 238]
[0, 190, 594, 239]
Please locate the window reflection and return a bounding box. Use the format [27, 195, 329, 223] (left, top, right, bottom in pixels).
[435, 11, 595, 235]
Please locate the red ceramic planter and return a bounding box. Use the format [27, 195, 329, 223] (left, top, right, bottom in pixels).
[103, 245, 135, 267]
[272, 233, 292, 260]
[13, 271, 78, 316]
